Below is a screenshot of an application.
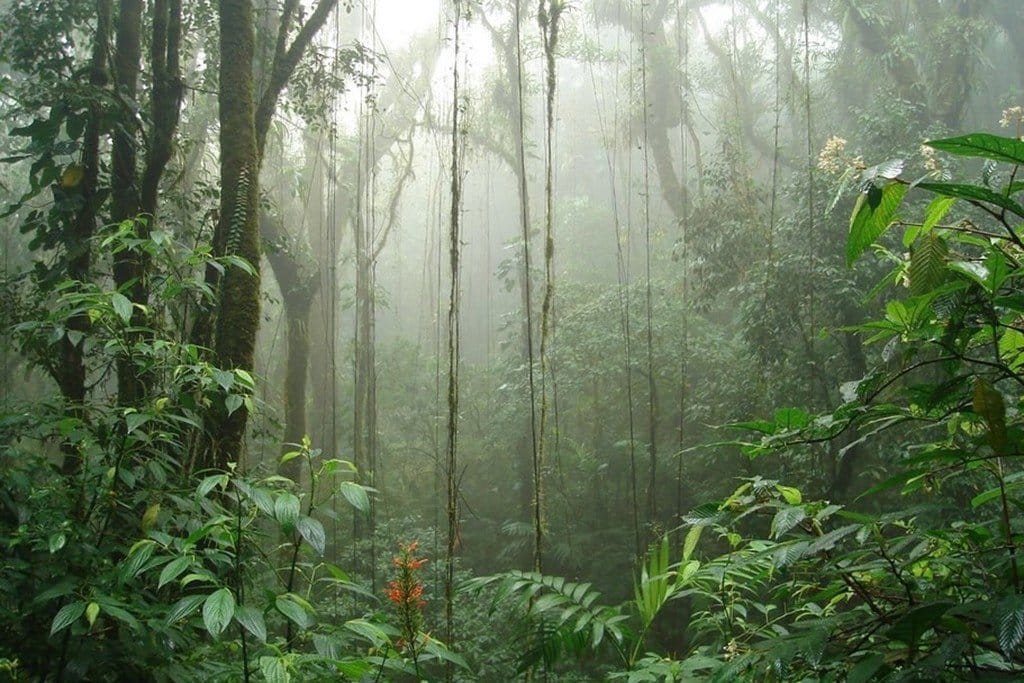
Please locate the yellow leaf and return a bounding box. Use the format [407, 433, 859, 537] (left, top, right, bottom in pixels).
[141, 503, 161, 533]
[60, 163, 85, 189]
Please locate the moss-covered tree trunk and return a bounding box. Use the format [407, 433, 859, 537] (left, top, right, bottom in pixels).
[209, 0, 339, 469]
[211, 0, 261, 467]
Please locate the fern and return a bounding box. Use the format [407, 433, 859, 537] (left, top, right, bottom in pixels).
[462, 570, 629, 673]
[224, 164, 252, 258]
[998, 593, 1024, 658]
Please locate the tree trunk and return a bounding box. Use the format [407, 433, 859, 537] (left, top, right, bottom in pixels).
[111, 0, 144, 404]
[210, 0, 261, 468]
[58, 0, 111, 474]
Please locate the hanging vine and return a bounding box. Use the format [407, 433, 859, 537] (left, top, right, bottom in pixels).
[637, 0, 659, 531]
[443, 0, 464, 672]
[534, 0, 562, 575]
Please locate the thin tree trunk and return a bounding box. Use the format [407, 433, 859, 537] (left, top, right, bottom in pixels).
[59, 0, 111, 474]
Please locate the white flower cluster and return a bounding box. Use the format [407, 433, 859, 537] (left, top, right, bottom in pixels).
[920, 144, 942, 174]
[999, 105, 1024, 129]
[817, 135, 847, 174]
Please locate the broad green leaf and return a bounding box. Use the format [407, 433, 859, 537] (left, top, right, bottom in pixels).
[313, 633, 341, 658]
[125, 412, 151, 434]
[274, 492, 301, 531]
[158, 555, 192, 589]
[225, 393, 243, 416]
[974, 379, 1008, 456]
[918, 182, 1024, 219]
[847, 653, 886, 683]
[141, 503, 160, 533]
[339, 481, 370, 513]
[121, 540, 156, 582]
[259, 656, 289, 683]
[196, 473, 228, 498]
[908, 232, 948, 296]
[275, 594, 312, 629]
[166, 594, 206, 625]
[848, 182, 908, 266]
[985, 250, 1010, 292]
[111, 292, 133, 323]
[948, 260, 989, 289]
[202, 588, 235, 637]
[926, 133, 1024, 165]
[211, 369, 234, 392]
[50, 601, 86, 635]
[296, 516, 326, 556]
[776, 485, 802, 505]
[772, 407, 810, 431]
[999, 328, 1024, 370]
[344, 618, 389, 646]
[234, 605, 267, 643]
[887, 601, 953, 648]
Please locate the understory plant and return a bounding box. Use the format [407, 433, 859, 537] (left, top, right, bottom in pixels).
[0, 227, 460, 681]
[465, 129, 1024, 681]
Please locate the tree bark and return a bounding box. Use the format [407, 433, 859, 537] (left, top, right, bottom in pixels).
[210, 0, 261, 468]
[111, 0, 144, 404]
[58, 0, 111, 474]
[209, 0, 340, 468]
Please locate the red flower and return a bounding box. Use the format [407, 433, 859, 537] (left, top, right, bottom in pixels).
[387, 540, 428, 652]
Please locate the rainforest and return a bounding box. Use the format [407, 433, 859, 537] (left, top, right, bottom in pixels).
[2, 0, 1024, 681]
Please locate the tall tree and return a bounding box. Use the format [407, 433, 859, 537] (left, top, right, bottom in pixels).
[208, 0, 340, 468]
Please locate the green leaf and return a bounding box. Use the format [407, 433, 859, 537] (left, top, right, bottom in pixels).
[202, 588, 236, 638]
[274, 492, 301, 531]
[50, 602, 86, 635]
[158, 555, 192, 589]
[921, 196, 956, 234]
[259, 656, 290, 683]
[235, 605, 267, 643]
[776, 485, 802, 505]
[125, 412, 151, 434]
[770, 506, 806, 539]
[343, 618, 389, 646]
[971, 486, 1004, 509]
[211, 369, 234, 392]
[926, 133, 1024, 165]
[918, 182, 1024, 219]
[887, 601, 953, 648]
[296, 516, 326, 556]
[847, 654, 886, 683]
[682, 524, 703, 562]
[48, 532, 66, 554]
[339, 481, 370, 513]
[998, 593, 1024, 657]
[225, 393, 243, 416]
[275, 594, 312, 630]
[908, 232, 948, 296]
[120, 540, 156, 582]
[196, 473, 228, 497]
[974, 379, 1008, 456]
[85, 602, 100, 627]
[166, 594, 206, 625]
[847, 182, 908, 266]
[111, 292, 133, 323]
